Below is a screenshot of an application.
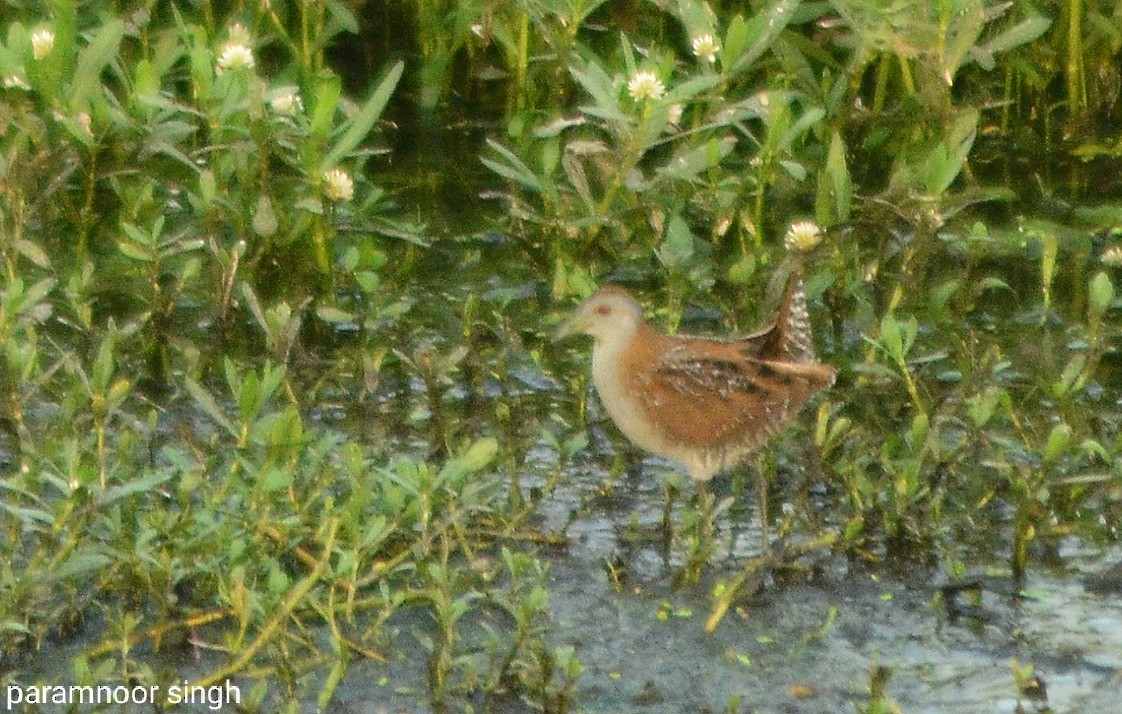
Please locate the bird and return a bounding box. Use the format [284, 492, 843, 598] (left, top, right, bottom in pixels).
[553, 267, 836, 555]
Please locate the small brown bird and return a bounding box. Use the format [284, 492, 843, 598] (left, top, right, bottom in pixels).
[554, 269, 836, 552]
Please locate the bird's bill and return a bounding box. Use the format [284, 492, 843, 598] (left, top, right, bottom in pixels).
[551, 315, 582, 341]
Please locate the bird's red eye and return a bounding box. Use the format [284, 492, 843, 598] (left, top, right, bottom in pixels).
[596, 304, 612, 316]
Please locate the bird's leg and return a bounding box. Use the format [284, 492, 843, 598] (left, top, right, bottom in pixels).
[661, 477, 681, 551]
[756, 466, 771, 558]
[693, 477, 710, 499]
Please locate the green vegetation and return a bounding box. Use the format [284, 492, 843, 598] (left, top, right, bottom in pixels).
[0, 0, 1119, 710]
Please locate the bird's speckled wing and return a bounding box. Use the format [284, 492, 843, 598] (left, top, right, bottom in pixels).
[636, 341, 834, 452]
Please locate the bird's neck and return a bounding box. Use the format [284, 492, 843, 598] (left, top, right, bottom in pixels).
[591, 319, 647, 390]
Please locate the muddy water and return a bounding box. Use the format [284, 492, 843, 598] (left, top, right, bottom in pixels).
[544, 444, 1122, 713]
[327, 423, 1122, 713]
[338, 521, 1122, 713]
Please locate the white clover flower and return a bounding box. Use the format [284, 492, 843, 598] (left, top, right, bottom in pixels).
[227, 23, 252, 47]
[31, 29, 55, 60]
[77, 112, 93, 137]
[216, 43, 255, 74]
[784, 220, 823, 253]
[3, 74, 30, 90]
[627, 70, 665, 102]
[270, 89, 303, 116]
[1101, 245, 1122, 267]
[691, 34, 719, 64]
[323, 168, 354, 202]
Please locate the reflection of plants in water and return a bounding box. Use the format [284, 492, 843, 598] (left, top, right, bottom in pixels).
[1009, 657, 1050, 713]
[855, 663, 903, 714]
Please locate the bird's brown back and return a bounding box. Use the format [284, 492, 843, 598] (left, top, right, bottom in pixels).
[626, 270, 835, 458]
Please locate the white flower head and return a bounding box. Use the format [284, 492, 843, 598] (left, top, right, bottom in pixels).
[323, 168, 354, 203]
[691, 34, 720, 64]
[227, 23, 252, 47]
[270, 88, 303, 116]
[216, 43, 255, 74]
[666, 103, 683, 126]
[77, 112, 93, 137]
[31, 28, 55, 60]
[784, 220, 823, 253]
[627, 70, 665, 102]
[3, 74, 30, 90]
[1101, 245, 1122, 267]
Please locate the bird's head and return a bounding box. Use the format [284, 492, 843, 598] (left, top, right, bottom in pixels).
[552, 286, 645, 346]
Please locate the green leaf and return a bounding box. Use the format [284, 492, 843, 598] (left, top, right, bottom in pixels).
[17, 278, 56, 316]
[259, 465, 292, 492]
[981, 16, 1051, 57]
[437, 437, 499, 487]
[184, 377, 238, 438]
[322, 60, 403, 171]
[256, 407, 304, 449]
[662, 73, 720, 104]
[259, 363, 287, 406]
[656, 136, 735, 182]
[727, 253, 756, 285]
[92, 333, 115, 393]
[879, 314, 903, 363]
[3, 23, 29, 70]
[673, 0, 718, 37]
[1079, 439, 1109, 462]
[824, 130, 851, 222]
[481, 139, 543, 192]
[562, 151, 596, 212]
[1088, 271, 1114, 319]
[659, 213, 695, 267]
[102, 470, 175, 504]
[781, 106, 825, 151]
[1042, 423, 1072, 464]
[316, 305, 354, 323]
[721, 16, 749, 70]
[967, 386, 1000, 428]
[70, 19, 125, 110]
[941, 0, 985, 82]
[14, 239, 50, 269]
[117, 241, 153, 262]
[253, 194, 278, 237]
[729, 0, 799, 73]
[309, 76, 342, 140]
[924, 110, 978, 195]
[237, 369, 262, 422]
[133, 59, 160, 100]
[325, 0, 361, 33]
[1052, 353, 1086, 397]
[0, 621, 32, 635]
[570, 60, 626, 121]
[51, 551, 113, 581]
[977, 276, 1013, 294]
[0, 503, 54, 527]
[908, 412, 929, 447]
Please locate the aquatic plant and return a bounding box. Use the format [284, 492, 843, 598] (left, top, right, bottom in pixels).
[1, 0, 1120, 710]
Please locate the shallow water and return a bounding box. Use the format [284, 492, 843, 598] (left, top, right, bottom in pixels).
[327, 445, 1122, 713]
